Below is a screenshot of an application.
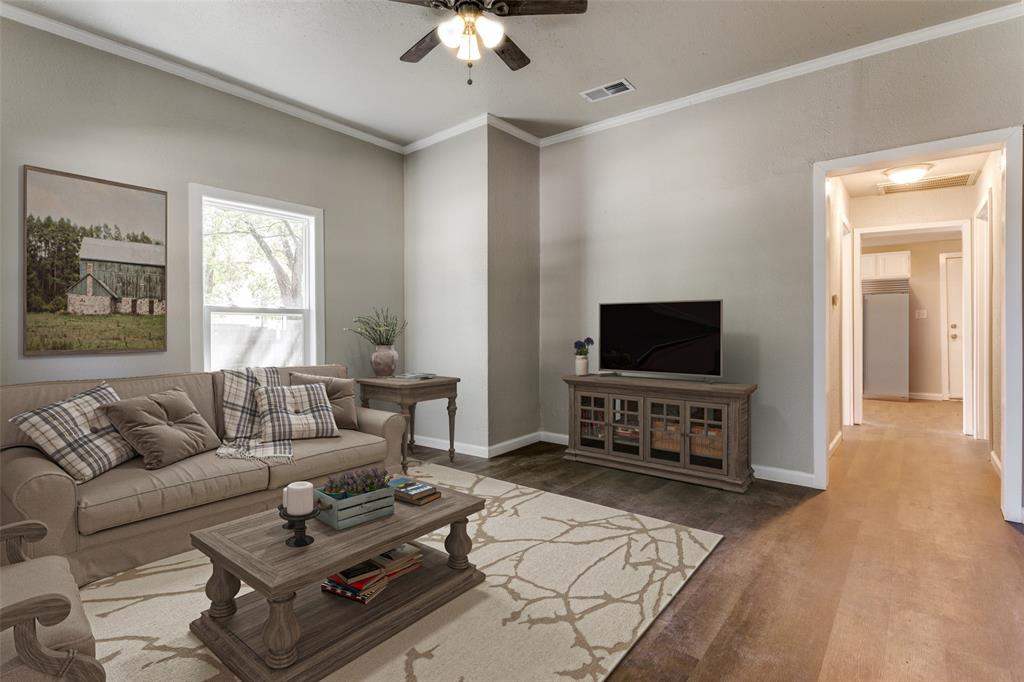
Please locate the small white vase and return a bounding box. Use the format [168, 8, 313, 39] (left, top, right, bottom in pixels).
[574, 355, 589, 376]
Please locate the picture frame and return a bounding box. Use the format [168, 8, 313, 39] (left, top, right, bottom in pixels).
[22, 165, 168, 355]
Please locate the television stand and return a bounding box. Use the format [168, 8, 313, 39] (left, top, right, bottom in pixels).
[563, 374, 756, 492]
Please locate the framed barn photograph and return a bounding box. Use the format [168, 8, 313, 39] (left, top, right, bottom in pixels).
[22, 166, 168, 355]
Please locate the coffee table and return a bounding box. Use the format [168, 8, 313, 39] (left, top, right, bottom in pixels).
[189, 485, 485, 682]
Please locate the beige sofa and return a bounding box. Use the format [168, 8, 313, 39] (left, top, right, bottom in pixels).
[0, 364, 405, 586]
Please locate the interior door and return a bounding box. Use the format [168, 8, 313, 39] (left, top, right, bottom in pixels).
[945, 256, 964, 399]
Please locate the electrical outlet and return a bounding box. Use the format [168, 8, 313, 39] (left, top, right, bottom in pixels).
[915, 309, 928, 319]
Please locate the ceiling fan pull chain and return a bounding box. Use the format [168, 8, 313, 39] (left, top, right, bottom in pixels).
[467, 62, 473, 85]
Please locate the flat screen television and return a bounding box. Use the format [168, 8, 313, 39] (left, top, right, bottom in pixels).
[599, 301, 722, 377]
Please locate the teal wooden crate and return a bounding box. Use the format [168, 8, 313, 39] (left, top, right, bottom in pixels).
[315, 487, 395, 530]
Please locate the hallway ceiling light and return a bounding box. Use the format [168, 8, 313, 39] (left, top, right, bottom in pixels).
[884, 164, 933, 184]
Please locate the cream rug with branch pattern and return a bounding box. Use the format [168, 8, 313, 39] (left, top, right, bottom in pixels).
[82, 461, 721, 681]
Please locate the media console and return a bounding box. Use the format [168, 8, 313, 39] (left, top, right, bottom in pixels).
[563, 374, 757, 492]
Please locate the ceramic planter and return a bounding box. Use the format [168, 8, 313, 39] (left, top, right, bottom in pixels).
[575, 355, 589, 376]
[371, 345, 399, 377]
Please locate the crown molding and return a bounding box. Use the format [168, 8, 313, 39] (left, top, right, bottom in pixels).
[538, 3, 1024, 148]
[3, 1, 1020, 155]
[0, 2, 406, 154]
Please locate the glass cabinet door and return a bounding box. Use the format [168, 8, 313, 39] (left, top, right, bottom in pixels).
[685, 402, 727, 473]
[576, 392, 608, 453]
[647, 399, 683, 464]
[609, 396, 642, 457]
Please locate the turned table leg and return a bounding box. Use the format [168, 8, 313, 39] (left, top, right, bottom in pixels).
[206, 562, 240, 619]
[408, 403, 417, 453]
[447, 396, 457, 462]
[400, 403, 411, 474]
[444, 517, 472, 570]
[263, 592, 300, 669]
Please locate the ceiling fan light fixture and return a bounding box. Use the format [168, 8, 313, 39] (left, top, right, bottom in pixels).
[457, 32, 481, 61]
[475, 15, 505, 48]
[884, 164, 933, 184]
[437, 15, 465, 48]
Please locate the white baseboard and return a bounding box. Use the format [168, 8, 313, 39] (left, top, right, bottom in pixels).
[909, 392, 945, 401]
[538, 431, 569, 446]
[752, 464, 819, 488]
[828, 432, 843, 457]
[414, 431, 558, 459]
[990, 450, 1002, 475]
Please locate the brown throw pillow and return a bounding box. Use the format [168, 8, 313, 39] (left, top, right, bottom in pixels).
[101, 388, 220, 469]
[288, 372, 359, 430]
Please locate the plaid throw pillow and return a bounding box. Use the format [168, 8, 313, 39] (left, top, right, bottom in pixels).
[9, 382, 135, 482]
[255, 383, 340, 443]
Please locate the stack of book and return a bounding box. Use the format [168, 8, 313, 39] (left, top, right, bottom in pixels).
[321, 544, 423, 604]
[388, 477, 440, 506]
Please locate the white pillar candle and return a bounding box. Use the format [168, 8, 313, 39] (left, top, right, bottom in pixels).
[283, 481, 315, 515]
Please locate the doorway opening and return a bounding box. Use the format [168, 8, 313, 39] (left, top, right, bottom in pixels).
[812, 127, 1022, 523]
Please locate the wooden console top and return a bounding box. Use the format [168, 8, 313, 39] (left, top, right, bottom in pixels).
[562, 374, 757, 398]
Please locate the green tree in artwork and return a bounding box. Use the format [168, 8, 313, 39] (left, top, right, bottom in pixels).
[24, 214, 83, 312]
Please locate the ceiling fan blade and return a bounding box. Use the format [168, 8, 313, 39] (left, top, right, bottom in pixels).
[387, 0, 454, 9]
[400, 29, 442, 63]
[493, 34, 531, 71]
[489, 0, 587, 16]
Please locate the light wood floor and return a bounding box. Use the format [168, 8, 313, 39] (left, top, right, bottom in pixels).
[418, 399, 1024, 681]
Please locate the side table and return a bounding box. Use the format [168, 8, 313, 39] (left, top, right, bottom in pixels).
[356, 376, 460, 473]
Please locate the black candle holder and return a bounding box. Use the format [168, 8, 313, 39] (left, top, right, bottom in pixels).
[277, 504, 320, 547]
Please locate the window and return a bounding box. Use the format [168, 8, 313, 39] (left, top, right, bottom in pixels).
[189, 185, 324, 371]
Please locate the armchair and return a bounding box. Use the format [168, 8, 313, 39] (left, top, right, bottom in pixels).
[0, 521, 104, 681]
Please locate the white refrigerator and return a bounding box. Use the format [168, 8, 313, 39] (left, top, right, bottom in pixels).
[863, 292, 909, 400]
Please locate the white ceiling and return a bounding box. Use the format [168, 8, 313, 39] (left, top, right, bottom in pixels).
[6, 0, 1015, 146]
[840, 151, 991, 197]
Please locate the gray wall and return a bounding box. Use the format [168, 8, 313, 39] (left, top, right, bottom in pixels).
[539, 19, 1024, 475]
[0, 19, 405, 384]
[487, 127, 540, 445]
[404, 127, 490, 448]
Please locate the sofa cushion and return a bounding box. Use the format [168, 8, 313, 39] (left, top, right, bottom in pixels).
[267, 431, 387, 488]
[76, 450, 269, 535]
[256, 383, 339, 443]
[9, 382, 135, 482]
[289, 372, 359, 430]
[101, 387, 221, 469]
[0, 555, 95, 675]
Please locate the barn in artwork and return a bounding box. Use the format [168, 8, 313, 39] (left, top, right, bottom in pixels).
[65, 237, 166, 315]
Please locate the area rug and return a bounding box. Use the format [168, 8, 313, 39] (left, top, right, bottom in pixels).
[81, 461, 721, 681]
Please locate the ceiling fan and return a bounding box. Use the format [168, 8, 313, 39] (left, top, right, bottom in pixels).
[391, 0, 588, 75]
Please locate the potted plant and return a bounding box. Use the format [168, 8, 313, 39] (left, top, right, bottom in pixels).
[574, 337, 594, 375]
[316, 467, 396, 530]
[347, 308, 407, 377]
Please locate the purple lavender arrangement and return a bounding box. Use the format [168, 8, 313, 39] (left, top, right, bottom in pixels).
[574, 337, 595, 356]
[321, 467, 392, 499]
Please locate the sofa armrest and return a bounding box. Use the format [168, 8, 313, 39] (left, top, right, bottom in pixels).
[355, 408, 406, 473]
[0, 449, 78, 560]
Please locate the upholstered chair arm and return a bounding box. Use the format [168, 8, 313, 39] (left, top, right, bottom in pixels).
[0, 593, 105, 681]
[1, 448, 79, 560]
[0, 520, 48, 564]
[355, 407, 407, 473]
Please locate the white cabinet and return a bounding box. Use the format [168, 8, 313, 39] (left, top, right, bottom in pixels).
[861, 251, 911, 280]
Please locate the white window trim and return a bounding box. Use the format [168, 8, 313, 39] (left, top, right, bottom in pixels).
[188, 183, 325, 371]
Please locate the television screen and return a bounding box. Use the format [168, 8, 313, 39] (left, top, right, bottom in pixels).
[599, 301, 722, 376]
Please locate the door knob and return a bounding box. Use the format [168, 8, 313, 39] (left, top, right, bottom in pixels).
[951, 333, 958, 340]
[951, 323, 957, 329]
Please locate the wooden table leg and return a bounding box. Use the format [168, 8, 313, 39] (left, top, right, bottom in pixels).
[360, 396, 370, 408]
[263, 592, 300, 669]
[408, 403, 417, 453]
[206, 562, 240, 619]
[444, 517, 472, 570]
[447, 396, 457, 462]
[400, 403, 411, 474]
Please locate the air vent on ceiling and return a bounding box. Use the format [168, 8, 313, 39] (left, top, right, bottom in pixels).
[876, 172, 976, 195]
[580, 78, 636, 103]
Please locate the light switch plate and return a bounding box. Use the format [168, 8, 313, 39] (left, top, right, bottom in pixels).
[915, 309, 928, 319]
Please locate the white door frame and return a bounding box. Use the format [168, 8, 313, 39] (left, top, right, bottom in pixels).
[812, 126, 1023, 524]
[840, 215, 855, 426]
[973, 191, 993, 441]
[938, 251, 965, 401]
[852, 222, 972, 433]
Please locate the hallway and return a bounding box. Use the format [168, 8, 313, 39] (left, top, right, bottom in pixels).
[419, 398, 1023, 680]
